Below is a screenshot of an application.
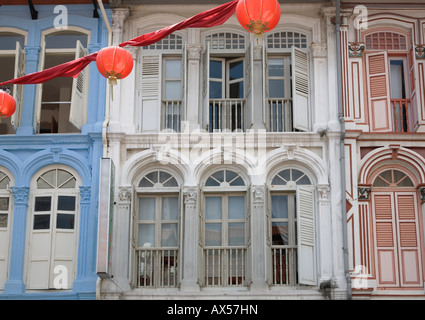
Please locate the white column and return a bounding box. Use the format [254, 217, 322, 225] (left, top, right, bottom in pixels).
[185, 45, 202, 132]
[311, 43, 329, 132]
[317, 184, 332, 283]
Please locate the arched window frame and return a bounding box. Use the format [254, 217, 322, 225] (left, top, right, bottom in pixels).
[0, 168, 13, 290]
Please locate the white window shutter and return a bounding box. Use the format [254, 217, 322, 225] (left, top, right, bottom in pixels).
[141, 54, 161, 131]
[202, 43, 210, 130]
[365, 51, 392, 132]
[197, 191, 205, 287]
[297, 185, 316, 285]
[11, 41, 26, 130]
[245, 40, 253, 126]
[182, 44, 187, 128]
[69, 40, 89, 130]
[265, 187, 273, 286]
[292, 46, 310, 132]
[263, 44, 268, 128]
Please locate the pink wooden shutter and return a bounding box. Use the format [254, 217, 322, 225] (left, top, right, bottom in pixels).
[396, 193, 423, 287]
[365, 52, 392, 132]
[408, 48, 418, 132]
[373, 193, 399, 287]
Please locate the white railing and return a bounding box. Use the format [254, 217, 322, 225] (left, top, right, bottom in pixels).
[209, 99, 245, 132]
[267, 98, 293, 132]
[162, 100, 182, 132]
[203, 247, 246, 287]
[137, 248, 179, 288]
[271, 246, 297, 286]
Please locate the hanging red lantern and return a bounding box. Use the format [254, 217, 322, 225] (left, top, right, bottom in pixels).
[236, 0, 281, 39]
[0, 89, 16, 118]
[96, 46, 134, 86]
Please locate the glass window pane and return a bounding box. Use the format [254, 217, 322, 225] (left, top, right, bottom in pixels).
[162, 197, 178, 220]
[0, 214, 7, 228]
[45, 32, 87, 49]
[209, 81, 222, 99]
[229, 177, 244, 186]
[139, 197, 156, 220]
[205, 197, 222, 220]
[0, 33, 25, 50]
[269, 79, 284, 98]
[210, 60, 223, 79]
[165, 81, 182, 100]
[159, 171, 171, 183]
[297, 175, 311, 185]
[60, 178, 76, 189]
[37, 178, 53, 189]
[35, 196, 51, 212]
[57, 196, 76, 211]
[390, 60, 405, 99]
[145, 171, 158, 184]
[161, 223, 178, 247]
[205, 223, 222, 246]
[205, 177, 220, 186]
[56, 213, 75, 229]
[139, 177, 153, 187]
[57, 170, 73, 186]
[212, 170, 224, 183]
[0, 198, 9, 211]
[268, 58, 284, 77]
[34, 214, 50, 230]
[229, 222, 245, 246]
[228, 196, 245, 219]
[272, 195, 288, 219]
[272, 222, 288, 245]
[163, 177, 178, 187]
[138, 224, 155, 247]
[229, 60, 243, 80]
[229, 81, 243, 99]
[165, 59, 182, 78]
[0, 176, 10, 189]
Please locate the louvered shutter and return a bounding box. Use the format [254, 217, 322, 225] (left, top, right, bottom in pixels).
[265, 188, 273, 286]
[292, 47, 310, 132]
[11, 41, 25, 130]
[395, 192, 422, 287]
[202, 43, 210, 130]
[408, 46, 418, 132]
[372, 193, 399, 286]
[141, 54, 161, 131]
[245, 41, 253, 126]
[296, 185, 316, 285]
[365, 52, 392, 132]
[69, 40, 89, 130]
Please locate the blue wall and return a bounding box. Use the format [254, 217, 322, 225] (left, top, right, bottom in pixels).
[0, 3, 111, 300]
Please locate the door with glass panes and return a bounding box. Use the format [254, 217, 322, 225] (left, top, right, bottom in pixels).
[27, 168, 79, 289]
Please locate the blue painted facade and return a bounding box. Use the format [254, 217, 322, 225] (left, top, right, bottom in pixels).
[0, 3, 111, 299]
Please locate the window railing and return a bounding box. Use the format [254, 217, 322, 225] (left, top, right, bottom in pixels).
[162, 100, 182, 132]
[267, 98, 293, 132]
[271, 246, 297, 286]
[209, 99, 245, 132]
[136, 248, 179, 288]
[204, 247, 246, 287]
[391, 99, 409, 133]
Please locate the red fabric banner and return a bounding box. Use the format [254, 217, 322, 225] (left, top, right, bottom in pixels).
[0, 0, 239, 86]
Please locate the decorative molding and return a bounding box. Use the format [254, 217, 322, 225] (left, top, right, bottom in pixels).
[415, 45, 425, 59]
[284, 144, 296, 160]
[348, 42, 365, 57]
[317, 185, 330, 201]
[11, 186, 30, 205]
[252, 185, 265, 207]
[311, 42, 327, 58]
[418, 186, 425, 202]
[358, 186, 371, 201]
[183, 187, 198, 208]
[79, 186, 91, 204]
[187, 45, 203, 60]
[24, 46, 41, 61]
[118, 186, 132, 203]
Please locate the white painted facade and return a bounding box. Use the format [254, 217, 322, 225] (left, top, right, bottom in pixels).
[99, 0, 350, 300]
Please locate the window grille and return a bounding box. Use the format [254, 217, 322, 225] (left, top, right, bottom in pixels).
[365, 32, 407, 51]
[143, 34, 183, 50]
[267, 31, 307, 49]
[206, 32, 245, 50]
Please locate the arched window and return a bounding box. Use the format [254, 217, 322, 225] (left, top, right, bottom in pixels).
[268, 167, 315, 286]
[0, 170, 12, 289]
[365, 32, 407, 51]
[201, 169, 247, 287]
[27, 167, 80, 290]
[266, 31, 308, 50]
[372, 169, 414, 187]
[136, 170, 180, 288]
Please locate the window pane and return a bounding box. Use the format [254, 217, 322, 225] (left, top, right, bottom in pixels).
[56, 213, 75, 229]
[35, 196, 51, 212]
[229, 222, 244, 246]
[210, 60, 223, 79]
[0, 197, 9, 211]
[390, 60, 405, 99]
[57, 170, 74, 187]
[34, 214, 50, 230]
[57, 196, 76, 211]
[165, 81, 182, 100]
[165, 59, 182, 78]
[0, 33, 25, 50]
[138, 224, 155, 247]
[229, 60, 243, 80]
[139, 197, 156, 220]
[45, 32, 87, 49]
[205, 223, 221, 246]
[268, 58, 284, 77]
[161, 223, 178, 247]
[162, 197, 178, 220]
[272, 195, 288, 219]
[205, 197, 222, 219]
[272, 222, 288, 245]
[205, 177, 220, 186]
[228, 196, 245, 219]
[0, 214, 7, 228]
[209, 81, 222, 99]
[269, 79, 284, 98]
[229, 81, 244, 99]
[0, 176, 10, 189]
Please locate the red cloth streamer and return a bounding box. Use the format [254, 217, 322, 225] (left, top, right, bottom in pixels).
[0, 0, 239, 86]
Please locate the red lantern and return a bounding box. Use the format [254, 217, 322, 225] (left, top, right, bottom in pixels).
[0, 90, 16, 118]
[236, 0, 281, 39]
[96, 46, 134, 86]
